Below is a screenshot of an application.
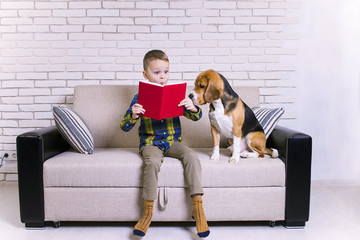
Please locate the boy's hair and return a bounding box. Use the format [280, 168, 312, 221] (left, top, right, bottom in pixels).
[143, 50, 169, 71]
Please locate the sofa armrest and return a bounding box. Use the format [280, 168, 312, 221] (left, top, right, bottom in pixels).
[267, 126, 312, 227]
[16, 125, 70, 228]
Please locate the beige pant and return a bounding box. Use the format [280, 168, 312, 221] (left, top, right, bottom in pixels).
[139, 141, 204, 201]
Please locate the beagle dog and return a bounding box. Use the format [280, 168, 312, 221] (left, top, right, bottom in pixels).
[189, 69, 278, 163]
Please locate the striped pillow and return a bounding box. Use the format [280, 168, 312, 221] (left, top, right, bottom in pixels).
[53, 106, 94, 154]
[252, 107, 284, 139]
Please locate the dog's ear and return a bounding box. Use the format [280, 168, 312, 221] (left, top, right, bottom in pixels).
[204, 72, 222, 102]
[204, 80, 222, 102]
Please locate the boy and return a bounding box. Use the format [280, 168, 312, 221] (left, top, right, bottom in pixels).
[120, 50, 210, 238]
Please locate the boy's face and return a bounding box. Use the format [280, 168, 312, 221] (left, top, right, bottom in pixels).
[143, 59, 169, 85]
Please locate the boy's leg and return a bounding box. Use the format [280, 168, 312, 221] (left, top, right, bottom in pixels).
[165, 142, 210, 238]
[134, 145, 164, 237]
[140, 145, 164, 201]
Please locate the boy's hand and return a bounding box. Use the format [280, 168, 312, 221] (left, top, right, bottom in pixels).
[132, 103, 145, 119]
[179, 98, 198, 113]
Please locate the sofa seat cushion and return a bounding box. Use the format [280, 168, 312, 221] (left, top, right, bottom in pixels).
[43, 148, 285, 188]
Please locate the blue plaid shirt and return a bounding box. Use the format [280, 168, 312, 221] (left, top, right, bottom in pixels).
[120, 94, 202, 151]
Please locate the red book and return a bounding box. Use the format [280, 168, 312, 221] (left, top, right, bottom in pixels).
[138, 80, 187, 120]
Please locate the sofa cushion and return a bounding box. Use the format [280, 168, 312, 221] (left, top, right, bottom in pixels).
[43, 148, 285, 188]
[252, 107, 285, 139]
[53, 105, 94, 154]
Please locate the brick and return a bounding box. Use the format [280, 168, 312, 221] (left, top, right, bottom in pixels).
[199, 48, 231, 56]
[0, 136, 17, 144]
[17, 41, 50, 48]
[66, 64, 99, 72]
[120, 10, 151, 17]
[116, 72, 142, 80]
[35, 2, 67, 9]
[204, 1, 236, 9]
[0, 120, 18, 128]
[2, 65, 34, 73]
[103, 2, 134, 9]
[34, 17, 66, 24]
[182, 56, 213, 64]
[253, 9, 286, 16]
[2, 97, 33, 104]
[136, 33, 168, 41]
[118, 26, 149, 33]
[135, 17, 166, 25]
[249, 72, 282, 80]
[69, 1, 102, 9]
[16, 73, 47, 80]
[35, 96, 66, 104]
[69, 33, 102, 40]
[151, 25, 183, 33]
[169, 33, 201, 41]
[251, 40, 283, 47]
[1, 33, 33, 41]
[266, 48, 297, 55]
[50, 57, 83, 64]
[51, 25, 83, 32]
[220, 10, 251, 17]
[136, 2, 168, 9]
[53, 10, 86, 17]
[170, 2, 202, 9]
[152, 41, 184, 48]
[232, 63, 266, 72]
[35, 112, 53, 119]
[19, 10, 51, 17]
[84, 72, 115, 79]
[184, 24, 217, 33]
[237, 2, 268, 9]
[0, 89, 17, 97]
[168, 17, 200, 24]
[1, 49, 32, 57]
[51, 41, 84, 49]
[236, 32, 266, 40]
[84, 57, 114, 64]
[117, 41, 152, 49]
[266, 63, 296, 71]
[268, 33, 300, 40]
[100, 64, 133, 72]
[1, 18, 33, 25]
[68, 17, 100, 25]
[85, 41, 116, 48]
[219, 25, 249, 32]
[103, 34, 134, 40]
[67, 80, 100, 87]
[0, 10, 17, 17]
[201, 17, 234, 24]
[251, 25, 283, 32]
[2, 80, 34, 88]
[35, 33, 67, 40]
[19, 104, 52, 112]
[19, 120, 51, 128]
[33, 49, 66, 57]
[154, 10, 185, 17]
[249, 55, 281, 63]
[270, 2, 302, 9]
[202, 33, 235, 40]
[185, 40, 217, 48]
[35, 80, 66, 88]
[235, 17, 267, 24]
[102, 17, 133, 25]
[215, 56, 247, 64]
[19, 88, 51, 96]
[0, 26, 16, 32]
[0, 73, 16, 80]
[1, 1, 34, 9]
[218, 40, 250, 48]
[3, 112, 33, 120]
[88, 9, 119, 16]
[268, 17, 299, 24]
[100, 49, 132, 56]
[85, 25, 117, 32]
[49, 72, 82, 79]
[186, 9, 218, 17]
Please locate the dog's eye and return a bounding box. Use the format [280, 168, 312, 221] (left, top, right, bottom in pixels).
[199, 85, 205, 89]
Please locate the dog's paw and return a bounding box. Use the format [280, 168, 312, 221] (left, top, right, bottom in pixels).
[227, 145, 233, 154]
[210, 154, 220, 161]
[229, 156, 240, 163]
[271, 149, 279, 158]
[240, 152, 249, 158]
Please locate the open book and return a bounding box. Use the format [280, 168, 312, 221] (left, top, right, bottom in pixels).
[138, 80, 187, 120]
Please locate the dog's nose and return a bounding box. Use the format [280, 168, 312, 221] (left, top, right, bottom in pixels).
[188, 93, 194, 99]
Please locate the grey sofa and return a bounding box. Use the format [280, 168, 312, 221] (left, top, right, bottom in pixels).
[17, 85, 312, 229]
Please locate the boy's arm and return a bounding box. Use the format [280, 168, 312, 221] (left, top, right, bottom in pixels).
[120, 95, 139, 132]
[183, 106, 202, 121]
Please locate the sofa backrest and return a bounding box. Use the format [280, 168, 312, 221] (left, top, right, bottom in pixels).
[73, 85, 259, 148]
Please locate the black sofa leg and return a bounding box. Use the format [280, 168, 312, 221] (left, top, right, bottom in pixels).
[25, 222, 45, 230]
[53, 221, 61, 228]
[284, 221, 306, 229]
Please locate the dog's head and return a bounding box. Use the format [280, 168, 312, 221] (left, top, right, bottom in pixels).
[189, 69, 224, 105]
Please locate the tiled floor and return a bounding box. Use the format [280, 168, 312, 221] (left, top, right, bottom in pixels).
[1, 181, 360, 240]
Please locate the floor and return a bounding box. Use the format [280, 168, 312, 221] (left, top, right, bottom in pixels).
[1, 181, 360, 240]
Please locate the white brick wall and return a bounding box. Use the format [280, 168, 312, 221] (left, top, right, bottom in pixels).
[0, 0, 300, 181]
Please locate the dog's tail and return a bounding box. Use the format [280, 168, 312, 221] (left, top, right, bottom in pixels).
[264, 148, 279, 158]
